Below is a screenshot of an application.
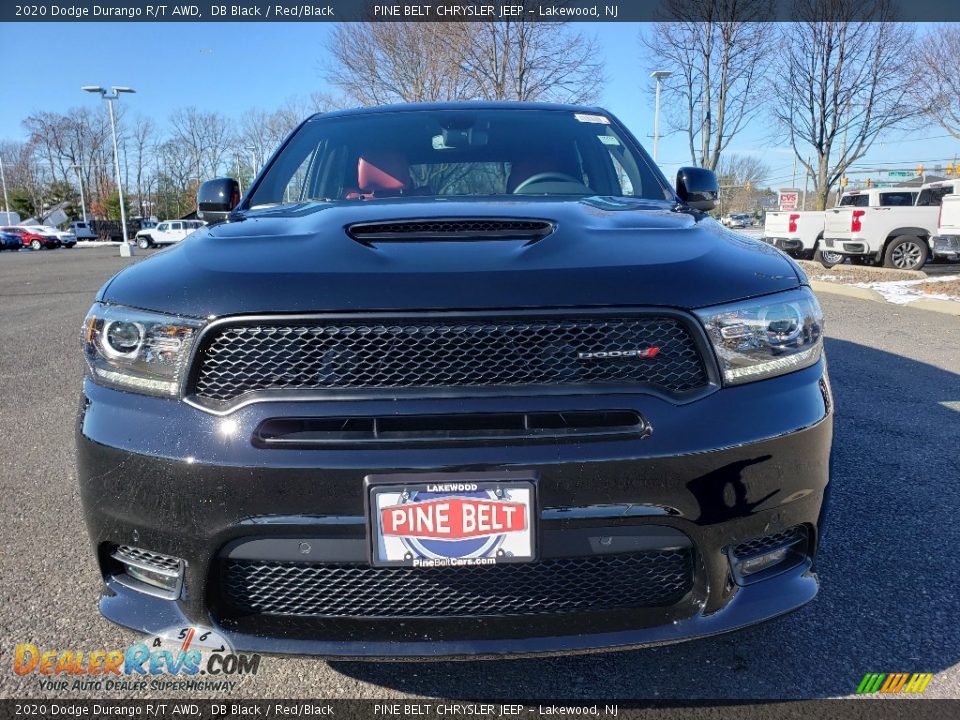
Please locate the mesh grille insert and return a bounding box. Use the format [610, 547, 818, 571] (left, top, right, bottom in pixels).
[192, 315, 708, 404]
[733, 526, 807, 559]
[220, 550, 694, 618]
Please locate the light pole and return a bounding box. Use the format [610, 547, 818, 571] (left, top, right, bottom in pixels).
[83, 85, 135, 243]
[651, 70, 672, 164]
[0, 154, 10, 216]
[71, 164, 88, 223]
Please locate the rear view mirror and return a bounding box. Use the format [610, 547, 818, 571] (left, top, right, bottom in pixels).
[676, 167, 719, 211]
[197, 178, 241, 223]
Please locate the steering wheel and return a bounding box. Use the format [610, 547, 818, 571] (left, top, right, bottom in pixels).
[512, 172, 583, 194]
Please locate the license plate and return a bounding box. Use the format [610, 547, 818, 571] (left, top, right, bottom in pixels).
[367, 473, 536, 568]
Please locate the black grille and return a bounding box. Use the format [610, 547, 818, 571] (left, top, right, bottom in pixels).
[347, 218, 554, 241]
[733, 526, 807, 558]
[220, 551, 694, 618]
[192, 315, 708, 404]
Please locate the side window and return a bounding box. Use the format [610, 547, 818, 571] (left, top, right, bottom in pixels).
[917, 187, 952, 207]
[171, 222, 183, 231]
[157, 223, 168, 232]
[879, 192, 915, 207]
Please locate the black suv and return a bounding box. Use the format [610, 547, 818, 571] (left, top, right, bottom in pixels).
[78, 102, 831, 658]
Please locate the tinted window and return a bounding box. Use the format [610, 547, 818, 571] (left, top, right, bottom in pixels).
[838, 194, 869, 207]
[879, 192, 917, 207]
[249, 109, 669, 206]
[917, 187, 953, 207]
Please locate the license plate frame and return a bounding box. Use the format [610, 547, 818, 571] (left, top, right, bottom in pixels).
[365, 471, 538, 569]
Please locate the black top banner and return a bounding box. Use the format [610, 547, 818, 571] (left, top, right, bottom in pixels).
[3, 0, 960, 23]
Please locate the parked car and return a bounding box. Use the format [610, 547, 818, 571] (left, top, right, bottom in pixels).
[0, 230, 22, 251]
[134, 220, 204, 248]
[25, 224, 76, 248]
[821, 180, 959, 269]
[78, 102, 831, 659]
[764, 188, 918, 264]
[720, 213, 752, 228]
[69, 221, 98, 241]
[0, 226, 59, 250]
[932, 193, 960, 262]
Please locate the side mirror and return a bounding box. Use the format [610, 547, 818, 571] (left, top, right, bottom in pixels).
[197, 178, 241, 223]
[676, 167, 719, 211]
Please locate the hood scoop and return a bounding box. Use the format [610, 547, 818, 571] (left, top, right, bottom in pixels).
[346, 218, 555, 244]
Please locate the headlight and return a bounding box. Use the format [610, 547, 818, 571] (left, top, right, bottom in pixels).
[695, 287, 824, 385]
[82, 303, 204, 397]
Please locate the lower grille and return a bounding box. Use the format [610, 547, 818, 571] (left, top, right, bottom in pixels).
[220, 550, 694, 618]
[733, 525, 807, 559]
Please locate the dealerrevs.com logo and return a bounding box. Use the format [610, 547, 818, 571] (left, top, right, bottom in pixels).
[13, 626, 261, 693]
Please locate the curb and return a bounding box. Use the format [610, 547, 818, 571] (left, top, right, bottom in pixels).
[809, 281, 960, 317]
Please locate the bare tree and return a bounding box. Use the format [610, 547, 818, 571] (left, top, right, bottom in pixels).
[168, 107, 234, 185]
[325, 17, 604, 106]
[910, 25, 960, 139]
[643, 0, 772, 170]
[131, 117, 155, 218]
[451, 19, 604, 103]
[771, 0, 920, 209]
[716, 153, 769, 213]
[325, 23, 476, 105]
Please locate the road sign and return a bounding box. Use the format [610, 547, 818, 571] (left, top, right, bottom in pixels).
[778, 190, 799, 211]
[887, 171, 913, 177]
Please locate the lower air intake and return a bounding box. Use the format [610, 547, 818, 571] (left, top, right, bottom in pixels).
[220, 550, 694, 618]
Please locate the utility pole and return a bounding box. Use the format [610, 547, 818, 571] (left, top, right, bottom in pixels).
[72, 164, 88, 223]
[802, 157, 810, 211]
[0, 155, 10, 216]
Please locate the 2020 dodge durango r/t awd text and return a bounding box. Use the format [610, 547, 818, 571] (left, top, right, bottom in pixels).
[77, 103, 832, 658]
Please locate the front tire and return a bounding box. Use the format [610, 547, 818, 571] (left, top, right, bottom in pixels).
[30, 239, 42, 251]
[884, 236, 928, 271]
[137, 236, 151, 249]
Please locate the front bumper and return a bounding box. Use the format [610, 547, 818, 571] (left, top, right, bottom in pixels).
[77, 361, 832, 658]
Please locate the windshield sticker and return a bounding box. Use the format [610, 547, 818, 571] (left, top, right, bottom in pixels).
[574, 113, 611, 124]
[598, 135, 620, 145]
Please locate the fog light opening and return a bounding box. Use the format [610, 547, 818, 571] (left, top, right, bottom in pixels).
[728, 525, 808, 586]
[110, 545, 185, 600]
[739, 547, 790, 576]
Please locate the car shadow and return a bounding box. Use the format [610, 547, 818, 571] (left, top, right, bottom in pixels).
[328, 338, 960, 699]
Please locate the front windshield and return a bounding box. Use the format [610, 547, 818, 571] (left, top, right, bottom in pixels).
[247, 108, 670, 207]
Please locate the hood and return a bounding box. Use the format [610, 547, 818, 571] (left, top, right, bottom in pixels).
[99, 197, 802, 317]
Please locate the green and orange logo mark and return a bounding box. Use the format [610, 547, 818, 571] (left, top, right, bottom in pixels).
[856, 673, 933, 694]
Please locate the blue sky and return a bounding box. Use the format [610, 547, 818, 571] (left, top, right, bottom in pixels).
[0, 21, 954, 189]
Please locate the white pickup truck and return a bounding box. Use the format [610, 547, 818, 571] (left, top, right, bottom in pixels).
[762, 188, 916, 264]
[932, 193, 960, 261]
[820, 180, 959, 270]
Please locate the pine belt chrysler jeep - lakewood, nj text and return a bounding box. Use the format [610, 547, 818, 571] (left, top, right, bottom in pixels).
[77, 103, 832, 658]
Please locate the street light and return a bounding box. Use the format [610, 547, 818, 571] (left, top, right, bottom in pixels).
[650, 70, 672, 164]
[83, 85, 136, 244]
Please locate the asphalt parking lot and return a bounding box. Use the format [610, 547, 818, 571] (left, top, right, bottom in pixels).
[1, 246, 958, 701]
